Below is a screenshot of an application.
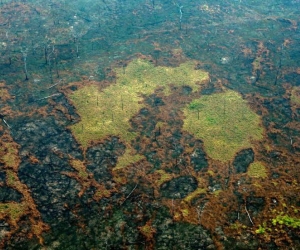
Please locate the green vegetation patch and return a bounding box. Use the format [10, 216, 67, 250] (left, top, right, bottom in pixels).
[114, 146, 144, 170]
[291, 86, 300, 106]
[0, 141, 20, 168]
[255, 224, 266, 234]
[0, 202, 26, 222]
[70, 159, 89, 179]
[184, 187, 206, 203]
[69, 59, 208, 149]
[272, 214, 300, 229]
[247, 161, 267, 178]
[183, 90, 263, 162]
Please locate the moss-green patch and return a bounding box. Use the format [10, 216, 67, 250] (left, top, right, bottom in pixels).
[183, 90, 263, 162]
[230, 222, 245, 230]
[272, 214, 300, 229]
[255, 224, 266, 234]
[184, 187, 206, 203]
[207, 170, 215, 176]
[247, 161, 267, 178]
[138, 221, 156, 241]
[181, 208, 189, 218]
[152, 169, 174, 187]
[68, 59, 209, 149]
[6, 169, 17, 187]
[114, 146, 144, 170]
[69, 159, 89, 179]
[290, 86, 300, 106]
[93, 188, 111, 200]
[155, 121, 166, 130]
[0, 202, 26, 223]
[0, 140, 20, 169]
[213, 189, 222, 196]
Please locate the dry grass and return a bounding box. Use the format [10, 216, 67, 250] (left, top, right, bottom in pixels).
[183, 90, 264, 162]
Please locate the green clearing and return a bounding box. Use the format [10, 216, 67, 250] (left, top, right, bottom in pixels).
[68, 59, 208, 167]
[183, 90, 264, 162]
[69, 59, 208, 149]
[0, 202, 26, 222]
[291, 86, 300, 106]
[247, 161, 267, 178]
